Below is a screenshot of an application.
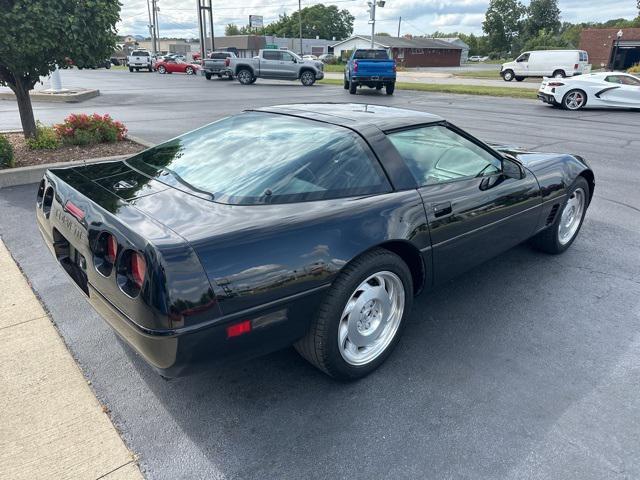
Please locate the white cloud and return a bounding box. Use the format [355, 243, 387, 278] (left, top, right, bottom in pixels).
[117, 0, 638, 39]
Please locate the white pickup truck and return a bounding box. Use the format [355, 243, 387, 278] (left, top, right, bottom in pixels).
[127, 50, 153, 72]
[228, 49, 324, 86]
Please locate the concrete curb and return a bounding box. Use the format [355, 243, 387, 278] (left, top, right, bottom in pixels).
[0, 134, 155, 189]
[0, 89, 100, 103]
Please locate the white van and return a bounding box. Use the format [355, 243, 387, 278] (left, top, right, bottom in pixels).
[500, 50, 591, 82]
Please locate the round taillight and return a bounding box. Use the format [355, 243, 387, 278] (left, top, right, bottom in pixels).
[116, 249, 147, 298]
[130, 252, 146, 289]
[94, 232, 118, 277]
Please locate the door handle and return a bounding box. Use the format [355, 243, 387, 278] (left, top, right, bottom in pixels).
[432, 202, 452, 218]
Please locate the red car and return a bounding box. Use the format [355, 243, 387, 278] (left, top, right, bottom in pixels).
[155, 58, 200, 75]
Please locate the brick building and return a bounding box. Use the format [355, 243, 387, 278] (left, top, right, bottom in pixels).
[331, 35, 463, 68]
[579, 28, 640, 69]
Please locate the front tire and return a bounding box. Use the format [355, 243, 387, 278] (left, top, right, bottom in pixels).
[300, 70, 316, 86]
[529, 177, 589, 254]
[295, 248, 413, 379]
[157, 65, 166, 74]
[515, 76, 524, 82]
[237, 69, 253, 85]
[502, 69, 515, 82]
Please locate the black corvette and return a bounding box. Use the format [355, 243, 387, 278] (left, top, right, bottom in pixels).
[36, 104, 594, 379]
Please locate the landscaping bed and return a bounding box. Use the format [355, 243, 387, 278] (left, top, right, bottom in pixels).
[3, 132, 144, 168]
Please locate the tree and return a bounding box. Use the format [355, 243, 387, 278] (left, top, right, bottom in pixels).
[0, 0, 120, 138]
[482, 0, 526, 54]
[225, 24, 241, 36]
[526, 0, 561, 36]
[264, 4, 354, 40]
[522, 29, 570, 51]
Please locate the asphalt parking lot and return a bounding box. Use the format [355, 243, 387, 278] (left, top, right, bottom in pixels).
[1, 69, 640, 479]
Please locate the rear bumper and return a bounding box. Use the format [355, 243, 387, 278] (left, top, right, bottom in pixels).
[202, 67, 232, 76]
[537, 92, 559, 104]
[36, 201, 327, 377]
[352, 76, 395, 84]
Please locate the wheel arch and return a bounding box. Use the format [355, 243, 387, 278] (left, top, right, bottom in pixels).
[235, 64, 254, 76]
[298, 67, 316, 78]
[578, 168, 595, 205]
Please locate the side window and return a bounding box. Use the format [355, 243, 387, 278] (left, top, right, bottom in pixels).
[281, 52, 294, 62]
[517, 53, 530, 62]
[262, 51, 281, 61]
[605, 75, 622, 84]
[620, 75, 640, 86]
[387, 125, 502, 186]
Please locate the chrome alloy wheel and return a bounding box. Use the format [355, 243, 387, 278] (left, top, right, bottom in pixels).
[564, 91, 585, 110]
[338, 271, 405, 366]
[558, 188, 585, 245]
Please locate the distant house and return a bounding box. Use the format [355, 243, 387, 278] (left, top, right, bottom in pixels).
[331, 35, 463, 67]
[263, 36, 335, 56]
[435, 37, 470, 63]
[201, 35, 267, 58]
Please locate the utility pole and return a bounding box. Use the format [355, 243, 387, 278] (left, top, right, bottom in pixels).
[197, 0, 214, 59]
[368, 1, 385, 47]
[147, 0, 157, 54]
[153, 0, 160, 52]
[397, 16, 401, 38]
[298, 0, 303, 55]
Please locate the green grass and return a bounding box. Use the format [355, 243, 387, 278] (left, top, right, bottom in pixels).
[323, 64, 345, 72]
[317, 78, 536, 99]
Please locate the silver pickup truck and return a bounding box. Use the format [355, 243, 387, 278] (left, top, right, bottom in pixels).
[229, 49, 324, 86]
[202, 51, 237, 80]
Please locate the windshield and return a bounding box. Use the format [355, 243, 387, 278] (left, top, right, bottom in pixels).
[127, 112, 390, 205]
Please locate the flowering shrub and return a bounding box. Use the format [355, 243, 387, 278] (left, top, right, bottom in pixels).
[55, 113, 127, 145]
[628, 63, 640, 74]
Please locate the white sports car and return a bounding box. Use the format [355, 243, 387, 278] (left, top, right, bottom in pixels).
[538, 72, 640, 110]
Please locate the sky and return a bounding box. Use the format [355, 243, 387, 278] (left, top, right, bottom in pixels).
[117, 0, 639, 39]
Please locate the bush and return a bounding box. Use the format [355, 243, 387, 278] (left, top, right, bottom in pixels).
[0, 134, 15, 168]
[55, 113, 127, 146]
[26, 121, 61, 150]
[628, 63, 640, 74]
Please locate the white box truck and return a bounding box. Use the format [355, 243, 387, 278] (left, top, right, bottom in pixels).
[500, 50, 591, 82]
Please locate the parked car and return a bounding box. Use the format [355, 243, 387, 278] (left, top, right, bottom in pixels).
[127, 50, 153, 72]
[202, 51, 237, 80]
[229, 49, 324, 86]
[468, 55, 483, 62]
[538, 71, 640, 110]
[501, 50, 590, 82]
[319, 53, 337, 64]
[36, 103, 594, 379]
[303, 54, 318, 61]
[344, 49, 396, 95]
[155, 58, 200, 75]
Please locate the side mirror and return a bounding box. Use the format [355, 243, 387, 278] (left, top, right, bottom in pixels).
[502, 157, 524, 179]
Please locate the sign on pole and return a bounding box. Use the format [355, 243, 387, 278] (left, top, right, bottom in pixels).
[249, 15, 263, 29]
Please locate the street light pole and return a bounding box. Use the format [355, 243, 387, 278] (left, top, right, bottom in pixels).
[368, 1, 385, 47]
[298, 0, 303, 55]
[611, 29, 623, 71]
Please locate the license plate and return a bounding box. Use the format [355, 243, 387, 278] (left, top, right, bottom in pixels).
[371, 76, 379, 81]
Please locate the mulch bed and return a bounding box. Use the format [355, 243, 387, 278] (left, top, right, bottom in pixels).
[3, 133, 146, 169]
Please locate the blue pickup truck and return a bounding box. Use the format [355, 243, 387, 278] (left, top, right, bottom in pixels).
[344, 49, 396, 95]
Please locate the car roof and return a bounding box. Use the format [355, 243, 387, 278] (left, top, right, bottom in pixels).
[253, 103, 443, 132]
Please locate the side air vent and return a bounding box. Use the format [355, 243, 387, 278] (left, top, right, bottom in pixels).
[546, 203, 560, 225]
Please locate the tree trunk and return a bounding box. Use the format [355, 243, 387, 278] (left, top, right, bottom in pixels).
[14, 79, 37, 139]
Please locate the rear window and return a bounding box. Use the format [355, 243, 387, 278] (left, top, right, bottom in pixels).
[128, 112, 391, 205]
[579, 51, 588, 62]
[131, 51, 149, 56]
[353, 49, 389, 60]
[211, 52, 230, 59]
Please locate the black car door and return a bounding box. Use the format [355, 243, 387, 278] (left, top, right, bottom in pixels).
[386, 124, 542, 285]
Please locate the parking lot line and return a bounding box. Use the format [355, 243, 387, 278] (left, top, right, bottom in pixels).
[0, 239, 144, 480]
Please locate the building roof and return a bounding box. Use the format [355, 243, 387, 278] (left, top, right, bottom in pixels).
[204, 35, 266, 50]
[331, 35, 462, 50]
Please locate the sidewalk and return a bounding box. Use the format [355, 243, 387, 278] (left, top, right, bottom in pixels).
[0, 239, 144, 480]
[324, 71, 539, 89]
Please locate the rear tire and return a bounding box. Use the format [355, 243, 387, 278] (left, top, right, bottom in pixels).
[553, 70, 566, 78]
[349, 79, 357, 94]
[343, 77, 349, 89]
[129, 67, 133, 73]
[502, 69, 514, 82]
[386, 83, 395, 95]
[185, 66, 195, 75]
[529, 177, 589, 254]
[205, 72, 212, 80]
[237, 69, 253, 85]
[157, 65, 166, 74]
[295, 248, 413, 379]
[562, 89, 587, 110]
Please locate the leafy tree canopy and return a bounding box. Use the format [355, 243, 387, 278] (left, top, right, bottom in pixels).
[263, 4, 354, 41]
[483, 0, 527, 53]
[0, 0, 120, 137]
[526, 0, 561, 36]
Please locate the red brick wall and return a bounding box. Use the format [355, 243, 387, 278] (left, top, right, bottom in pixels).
[580, 28, 640, 68]
[392, 48, 461, 68]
